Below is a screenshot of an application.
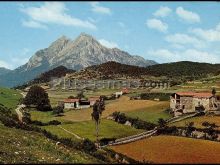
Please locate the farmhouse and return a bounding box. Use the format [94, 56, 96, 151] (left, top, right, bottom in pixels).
[62, 97, 100, 109]
[170, 92, 220, 116]
[63, 99, 79, 109]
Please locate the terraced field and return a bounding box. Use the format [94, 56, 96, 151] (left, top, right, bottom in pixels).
[169, 115, 220, 130]
[110, 135, 220, 163]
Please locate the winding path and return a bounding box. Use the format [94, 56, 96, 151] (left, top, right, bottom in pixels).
[57, 125, 83, 140]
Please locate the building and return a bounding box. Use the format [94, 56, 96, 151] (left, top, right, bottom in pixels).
[63, 99, 79, 109]
[63, 97, 100, 109]
[170, 92, 220, 116]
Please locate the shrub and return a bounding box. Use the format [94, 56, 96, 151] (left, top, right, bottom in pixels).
[82, 138, 97, 153]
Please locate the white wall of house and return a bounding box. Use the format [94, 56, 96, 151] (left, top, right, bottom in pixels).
[64, 102, 79, 109]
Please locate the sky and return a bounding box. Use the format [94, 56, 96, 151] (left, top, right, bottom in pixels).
[0, 1, 220, 69]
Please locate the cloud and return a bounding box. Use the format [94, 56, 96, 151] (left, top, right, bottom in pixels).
[98, 39, 119, 48]
[90, 2, 111, 15]
[153, 6, 172, 18]
[176, 7, 200, 23]
[0, 60, 11, 69]
[148, 48, 219, 64]
[20, 2, 96, 29]
[22, 20, 47, 29]
[146, 18, 168, 32]
[189, 24, 220, 42]
[165, 33, 205, 48]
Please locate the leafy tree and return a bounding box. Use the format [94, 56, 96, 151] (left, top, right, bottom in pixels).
[185, 122, 195, 136]
[23, 85, 52, 111]
[212, 88, 216, 96]
[158, 118, 166, 128]
[91, 96, 105, 141]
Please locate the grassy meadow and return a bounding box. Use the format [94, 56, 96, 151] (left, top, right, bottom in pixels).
[43, 119, 144, 141]
[0, 87, 22, 109]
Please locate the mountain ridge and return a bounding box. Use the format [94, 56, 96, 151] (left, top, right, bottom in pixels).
[0, 33, 156, 87]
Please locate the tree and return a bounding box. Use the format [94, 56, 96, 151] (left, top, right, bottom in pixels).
[23, 85, 52, 111]
[212, 88, 216, 96]
[158, 118, 166, 128]
[91, 96, 105, 141]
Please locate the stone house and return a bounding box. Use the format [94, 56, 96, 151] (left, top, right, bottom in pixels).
[170, 92, 220, 116]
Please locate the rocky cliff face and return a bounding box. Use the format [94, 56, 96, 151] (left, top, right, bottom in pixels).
[0, 33, 156, 87]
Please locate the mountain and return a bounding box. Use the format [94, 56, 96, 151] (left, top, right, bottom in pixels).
[0, 33, 156, 87]
[0, 67, 11, 75]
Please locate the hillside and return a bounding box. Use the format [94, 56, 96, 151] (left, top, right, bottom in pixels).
[145, 61, 220, 79]
[66, 61, 220, 81]
[15, 66, 75, 89]
[0, 33, 156, 87]
[0, 123, 101, 164]
[68, 61, 149, 80]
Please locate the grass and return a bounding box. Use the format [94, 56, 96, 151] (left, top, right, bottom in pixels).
[124, 101, 171, 124]
[169, 115, 220, 130]
[0, 87, 22, 109]
[0, 123, 101, 164]
[43, 119, 144, 141]
[110, 135, 220, 164]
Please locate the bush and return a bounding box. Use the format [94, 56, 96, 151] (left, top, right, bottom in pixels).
[82, 138, 97, 153]
[53, 106, 64, 116]
[48, 120, 61, 125]
[99, 138, 116, 146]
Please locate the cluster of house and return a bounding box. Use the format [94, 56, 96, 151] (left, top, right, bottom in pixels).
[61, 88, 129, 110]
[61, 96, 100, 109]
[170, 92, 220, 116]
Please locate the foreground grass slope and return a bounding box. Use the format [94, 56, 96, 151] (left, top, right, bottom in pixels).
[111, 135, 220, 163]
[0, 87, 22, 109]
[0, 123, 100, 164]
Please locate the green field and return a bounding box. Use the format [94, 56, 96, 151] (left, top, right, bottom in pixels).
[0, 87, 22, 109]
[0, 123, 100, 164]
[124, 101, 171, 124]
[43, 119, 144, 141]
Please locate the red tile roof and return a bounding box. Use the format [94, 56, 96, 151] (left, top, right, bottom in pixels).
[176, 92, 213, 98]
[64, 99, 79, 103]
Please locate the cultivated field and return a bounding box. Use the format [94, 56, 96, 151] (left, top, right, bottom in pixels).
[169, 115, 220, 130]
[110, 135, 220, 163]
